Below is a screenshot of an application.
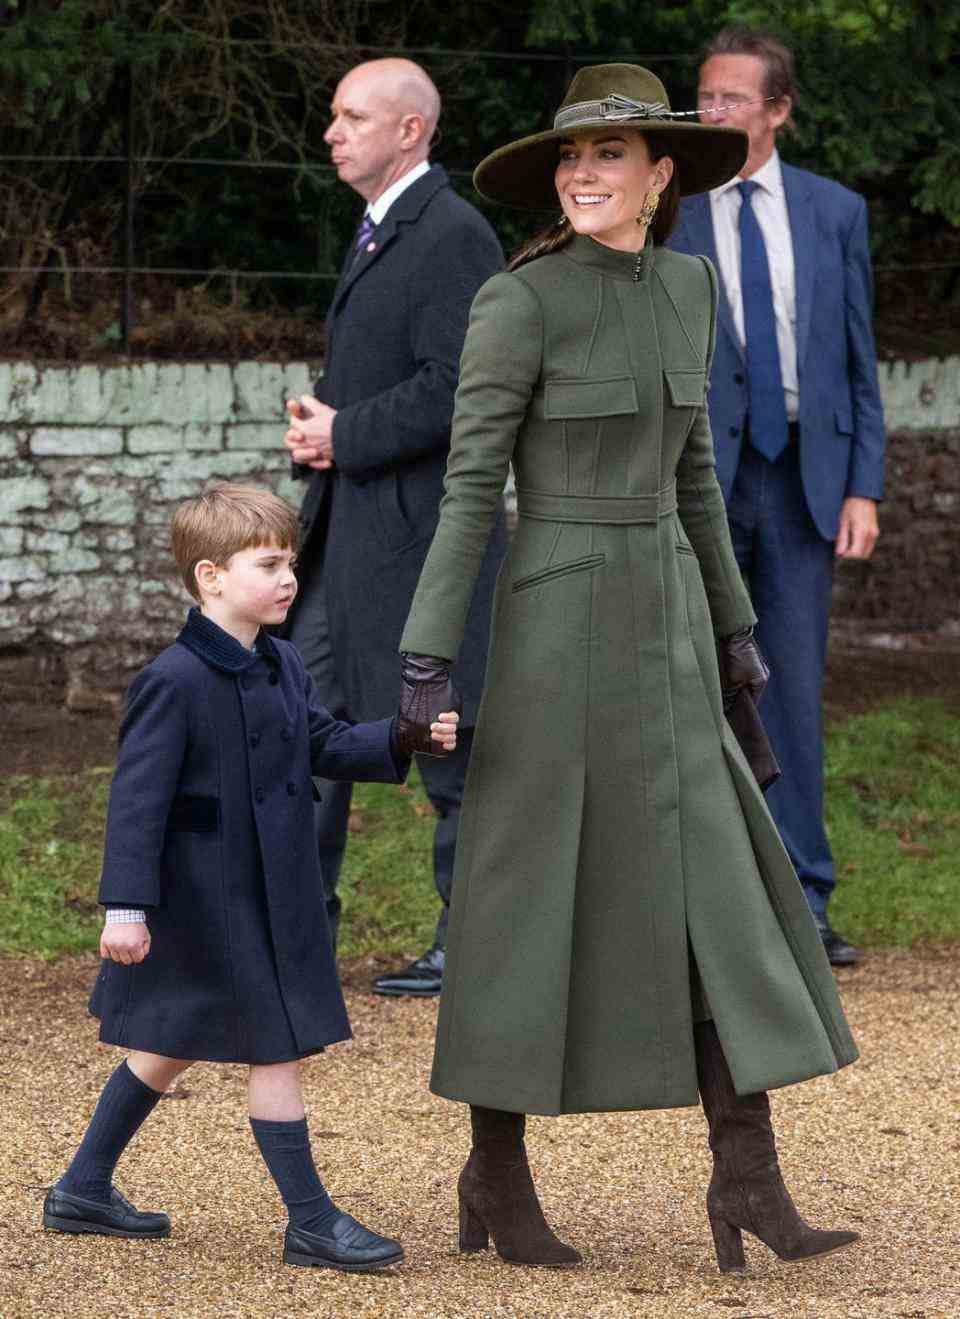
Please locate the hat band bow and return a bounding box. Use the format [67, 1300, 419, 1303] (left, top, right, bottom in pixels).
[554, 93, 670, 131]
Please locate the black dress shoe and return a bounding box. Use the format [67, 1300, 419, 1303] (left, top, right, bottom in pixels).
[815, 918, 861, 967]
[43, 1184, 171, 1238]
[283, 1212, 404, 1271]
[373, 946, 444, 997]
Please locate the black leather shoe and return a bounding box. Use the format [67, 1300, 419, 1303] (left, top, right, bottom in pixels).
[815, 918, 861, 967]
[373, 946, 444, 997]
[43, 1184, 171, 1238]
[283, 1212, 404, 1271]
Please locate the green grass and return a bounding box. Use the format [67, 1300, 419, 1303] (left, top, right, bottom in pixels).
[825, 699, 960, 945]
[0, 769, 441, 962]
[1, 697, 958, 961]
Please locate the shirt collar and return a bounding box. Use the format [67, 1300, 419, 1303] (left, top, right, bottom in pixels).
[713, 148, 783, 201]
[366, 159, 432, 226]
[177, 606, 281, 674]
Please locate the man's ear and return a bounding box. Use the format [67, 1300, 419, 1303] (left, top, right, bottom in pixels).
[195, 559, 220, 596]
[770, 95, 792, 132]
[400, 111, 428, 151]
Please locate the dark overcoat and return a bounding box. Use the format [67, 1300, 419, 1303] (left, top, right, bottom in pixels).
[401, 235, 858, 1115]
[289, 164, 507, 723]
[90, 608, 407, 1064]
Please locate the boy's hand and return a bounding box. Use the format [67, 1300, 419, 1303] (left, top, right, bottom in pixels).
[431, 711, 459, 753]
[100, 921, 151, 965]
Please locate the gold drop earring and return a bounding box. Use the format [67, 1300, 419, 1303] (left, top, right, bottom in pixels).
[636, 190, 660, 226]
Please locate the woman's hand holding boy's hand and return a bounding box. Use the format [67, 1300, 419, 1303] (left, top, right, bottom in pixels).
[100, 921, 151, 965]
[396, 654, 463, 758]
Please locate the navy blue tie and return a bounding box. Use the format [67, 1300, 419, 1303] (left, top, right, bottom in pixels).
[738, 180, 789, 462]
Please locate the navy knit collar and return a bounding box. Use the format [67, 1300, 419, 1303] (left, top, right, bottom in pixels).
[176, 607, 281, 674]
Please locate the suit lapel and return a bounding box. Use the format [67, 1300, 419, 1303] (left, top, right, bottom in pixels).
[783, 163, 815, 372]
[329, 166, 449, 318]
[679, 194, 742, 363]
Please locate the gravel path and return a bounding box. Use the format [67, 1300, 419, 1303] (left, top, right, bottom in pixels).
[2, 950, 958, 1319]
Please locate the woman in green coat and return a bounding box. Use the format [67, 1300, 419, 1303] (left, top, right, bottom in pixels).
[397, 65, 859, 1274]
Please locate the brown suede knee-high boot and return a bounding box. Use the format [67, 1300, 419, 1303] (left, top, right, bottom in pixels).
[457, 1106, 582, 1267]
[695, 1021, 859, 1273]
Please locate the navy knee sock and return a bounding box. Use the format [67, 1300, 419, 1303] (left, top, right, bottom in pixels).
[249, 1117, 340, 1235]
[59, 1059, 163, 1202]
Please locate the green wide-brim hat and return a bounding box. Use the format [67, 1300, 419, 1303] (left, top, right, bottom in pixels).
[474, 63, 748, 209]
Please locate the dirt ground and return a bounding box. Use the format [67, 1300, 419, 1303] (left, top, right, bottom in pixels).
[1, 949, 958, 1319]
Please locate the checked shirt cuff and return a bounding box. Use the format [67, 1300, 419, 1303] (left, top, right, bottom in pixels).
[104, 908, 147, 925]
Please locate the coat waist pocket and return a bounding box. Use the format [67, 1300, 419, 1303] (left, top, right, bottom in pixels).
[168, 794, 219, 833]
[512, 553, 605, 594]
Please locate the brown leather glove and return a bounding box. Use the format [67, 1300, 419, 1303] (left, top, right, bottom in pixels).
[718, 627, 770, 714]
[396, 653, 462, 758]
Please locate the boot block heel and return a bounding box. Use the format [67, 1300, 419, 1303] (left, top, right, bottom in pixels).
[709, 1214, 746, 1273]
[458, 1195, 489, 1252]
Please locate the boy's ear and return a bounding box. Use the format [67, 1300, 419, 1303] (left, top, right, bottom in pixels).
[194, 559, 221, 596]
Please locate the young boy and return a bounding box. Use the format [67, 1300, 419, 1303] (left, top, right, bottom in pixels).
[42, 483, 458, 1272]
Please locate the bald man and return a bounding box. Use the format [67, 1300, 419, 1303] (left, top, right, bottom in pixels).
[282, 59, 505, 996]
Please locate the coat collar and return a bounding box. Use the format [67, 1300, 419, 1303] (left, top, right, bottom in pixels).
[330, 164, 451, 315]
[177, 607, 281, 675]
[561, 231, 655, 283]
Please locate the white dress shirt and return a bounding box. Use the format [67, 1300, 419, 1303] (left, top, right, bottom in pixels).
[366, 159, 432, 226]
[708, 150, 799, 421]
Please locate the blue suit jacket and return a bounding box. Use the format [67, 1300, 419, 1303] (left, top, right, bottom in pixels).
[668, 162, 885, 540]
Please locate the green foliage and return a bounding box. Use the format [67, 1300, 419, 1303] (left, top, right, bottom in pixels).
[0, 0, 957, 337]
[2, 700, 959, 963]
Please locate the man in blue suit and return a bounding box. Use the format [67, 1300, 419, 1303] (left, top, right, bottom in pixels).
[668, 27, 886, 965]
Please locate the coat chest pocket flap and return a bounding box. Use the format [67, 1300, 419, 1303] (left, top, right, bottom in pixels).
[664, 368, 707, 407]
[544, 375, 638, 419]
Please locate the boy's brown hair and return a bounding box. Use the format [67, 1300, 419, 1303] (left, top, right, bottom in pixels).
[171, 483, 299, 600]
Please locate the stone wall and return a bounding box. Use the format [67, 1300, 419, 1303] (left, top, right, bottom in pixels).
[0, 356, 957, 709]
[0, 362, 316, 708]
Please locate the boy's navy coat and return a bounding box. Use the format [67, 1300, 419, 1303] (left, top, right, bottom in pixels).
[90, 609, 407, 1064]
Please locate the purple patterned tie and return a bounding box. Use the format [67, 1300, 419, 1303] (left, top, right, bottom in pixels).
[352, 212, 375, 263]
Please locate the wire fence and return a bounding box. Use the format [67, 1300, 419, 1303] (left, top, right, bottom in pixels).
[2, 34, 958, 354]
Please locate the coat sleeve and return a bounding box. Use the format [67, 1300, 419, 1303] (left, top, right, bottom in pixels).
[400, 270, 543, 662]
[676, 257, 757, 637]
[841, 195, 886, 501]
[98, 666, 189, 908]
[331, 221, 504, 479]
[303, 666, 408, 784]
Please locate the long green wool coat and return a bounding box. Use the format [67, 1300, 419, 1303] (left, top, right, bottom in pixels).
[401, 232, 858, 1115]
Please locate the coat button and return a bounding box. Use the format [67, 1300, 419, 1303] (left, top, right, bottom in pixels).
[254, 787, 265, 804]
[286, 782, 298, 796]
[249, 732, 261, 749]
[734, 372, 745, 385]
[268, 672, 279, 685]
